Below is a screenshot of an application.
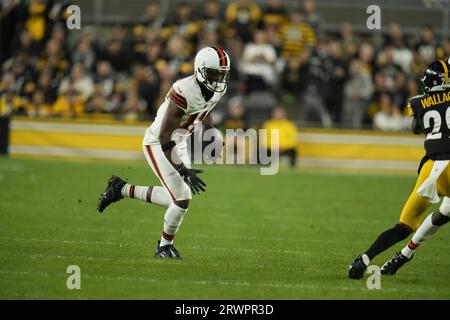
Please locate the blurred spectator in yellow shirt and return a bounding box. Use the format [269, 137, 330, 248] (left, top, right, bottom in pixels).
[121, 80, 146, 121]
[52, 87, 84, 118]
[262, 0, 286, 30]
[26, 90, 51, 118]
[161, 2, 201, 46]
[0, 91, 27, 116]
[36, 38, 69, 78]
[225, 0, 261, 42]
[0, 73, 27, 116]
[262, 107, 298, 167]
[279, 9, 316, 59]
[24, 0, 49, 44]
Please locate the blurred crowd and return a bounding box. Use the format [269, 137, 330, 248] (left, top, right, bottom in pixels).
[1, 0, 450, 131]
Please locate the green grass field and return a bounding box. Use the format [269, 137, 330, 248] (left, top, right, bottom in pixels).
[0, 157, 449, 299]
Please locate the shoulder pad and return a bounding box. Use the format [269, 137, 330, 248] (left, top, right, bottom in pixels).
[430, 84, 450, 92]
[410, 94, 426, 100]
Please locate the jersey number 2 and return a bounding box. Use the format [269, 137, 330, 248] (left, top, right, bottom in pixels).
[423, 108, 450, 140]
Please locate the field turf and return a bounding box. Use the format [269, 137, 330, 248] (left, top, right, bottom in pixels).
[0, 157, 449, 299]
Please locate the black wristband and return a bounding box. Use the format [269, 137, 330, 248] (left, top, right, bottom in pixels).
[161, 140, 176, 152]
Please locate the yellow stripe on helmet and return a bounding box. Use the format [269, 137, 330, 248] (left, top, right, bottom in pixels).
[439, 59, 449, 85]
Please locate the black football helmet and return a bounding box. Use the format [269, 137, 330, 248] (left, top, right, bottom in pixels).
[421, 58, 449, 92]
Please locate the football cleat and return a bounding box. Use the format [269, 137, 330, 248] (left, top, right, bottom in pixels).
[381, 252, 412, 276]
[154, 240, 183, 259]
[348, 254, 369, 279]
[97, 175, 126, 213]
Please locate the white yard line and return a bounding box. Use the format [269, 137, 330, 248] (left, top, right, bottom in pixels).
[2, 225, 385, 246]
[0, 236, 348, 257]
[10, 225, 450, 250]
[0, 269, 443, 295]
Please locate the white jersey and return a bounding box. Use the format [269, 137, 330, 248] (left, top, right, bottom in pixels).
[143, 75, 226, 145]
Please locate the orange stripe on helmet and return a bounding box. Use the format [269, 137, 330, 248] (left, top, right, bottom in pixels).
[212, 46, 227, 67]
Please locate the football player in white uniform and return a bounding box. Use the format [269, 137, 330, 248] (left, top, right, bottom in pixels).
[97, 47, 231, 259]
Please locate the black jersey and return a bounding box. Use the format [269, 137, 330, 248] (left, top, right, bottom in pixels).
[409, 86, 450, 160]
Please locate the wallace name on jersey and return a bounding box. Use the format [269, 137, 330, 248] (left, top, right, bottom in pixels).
[419, 90, 450, 109]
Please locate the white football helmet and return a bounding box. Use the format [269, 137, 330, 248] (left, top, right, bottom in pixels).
[194, 46, 231, 92]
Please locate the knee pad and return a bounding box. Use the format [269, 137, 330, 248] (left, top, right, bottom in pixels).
[439, 197, 450, 216]
[432, 211, 450, 226]
[173, 199, 190, 211]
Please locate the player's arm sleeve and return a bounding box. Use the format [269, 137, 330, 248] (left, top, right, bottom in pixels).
[406, 101, 422, 134]
[411, 116, 422, 135]
[406, 102, 415, 117]
[168, 87, 188, 112]
[202, 114, 214, 129]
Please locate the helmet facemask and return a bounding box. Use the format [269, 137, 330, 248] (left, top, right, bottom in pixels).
[198, 67, 230, 92]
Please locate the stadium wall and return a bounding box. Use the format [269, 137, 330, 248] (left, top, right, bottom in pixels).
[9, 118, 424, 172]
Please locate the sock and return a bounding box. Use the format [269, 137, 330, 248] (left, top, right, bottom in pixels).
[401, 213, 439, 259]
[160, 203, 188, 246]
[400, 213, 443, 259]
[149, 186, 173, 207]
[121, 183, 149, 201]
[365, 223, 412, 260]
[120, 184, 172, 207]
[412, 213, 441, 244]
[401, 240, 418, 259]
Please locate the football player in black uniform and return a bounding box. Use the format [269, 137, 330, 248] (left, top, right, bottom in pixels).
[348, 58, 450, 279]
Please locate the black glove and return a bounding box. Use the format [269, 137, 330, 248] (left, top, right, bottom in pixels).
[177, 166, 207, 194]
